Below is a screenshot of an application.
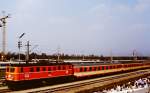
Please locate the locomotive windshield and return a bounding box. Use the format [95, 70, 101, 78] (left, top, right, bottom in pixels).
[10, 67, 15, 72]
[6, 66, 15, 72]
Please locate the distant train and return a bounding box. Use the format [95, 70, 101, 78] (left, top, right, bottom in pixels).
[5, 60, 150, 90]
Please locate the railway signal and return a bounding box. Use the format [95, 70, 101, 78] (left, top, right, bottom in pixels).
[18, 41, 22, 49]
[18, 33, 25, 61]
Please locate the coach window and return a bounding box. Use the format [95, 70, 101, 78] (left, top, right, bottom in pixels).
[94, 67, 97, 71]
[124, 65, 126, 68]
[98, 67, 100, 70]
[106, 66, 108, 70]
[119, 65, 122, 68]
[89, 67, 92, 71]
[36, 67, 40, 72]
[80, 68, 82, 72]
[102, 66, 104, 70]
[120, 65, 122, 68]
[110, 66, 112, 69]
[84, 67, 87, 71]
[30, 67, 34, 72]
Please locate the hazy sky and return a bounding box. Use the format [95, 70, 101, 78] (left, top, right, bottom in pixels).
[0, 0, 150, 56]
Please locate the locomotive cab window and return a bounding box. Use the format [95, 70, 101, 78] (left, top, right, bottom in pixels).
[10, 67, 15, 72]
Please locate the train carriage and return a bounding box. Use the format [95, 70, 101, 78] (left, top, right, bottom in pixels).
[73, 62, 150, 78]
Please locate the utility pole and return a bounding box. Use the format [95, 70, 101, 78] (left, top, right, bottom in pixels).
[82, 51, 85, 61]
[0, 11, 10, 61]
[110, 50, 113, 63]
[25, 41, 31, 63]
[133, 50, 137, 61]
[57, 46, 60, 62]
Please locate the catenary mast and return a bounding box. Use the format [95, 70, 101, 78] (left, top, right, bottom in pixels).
[0, 11, 10, 61]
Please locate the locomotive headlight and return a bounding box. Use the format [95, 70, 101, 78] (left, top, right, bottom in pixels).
[8, 74, 14, 80]
[8, 74, 11, 78]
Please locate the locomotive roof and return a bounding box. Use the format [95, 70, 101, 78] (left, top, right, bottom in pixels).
[8, 61, 72, 67]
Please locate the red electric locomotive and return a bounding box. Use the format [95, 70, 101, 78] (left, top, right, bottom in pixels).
[5, 62, 74, 89]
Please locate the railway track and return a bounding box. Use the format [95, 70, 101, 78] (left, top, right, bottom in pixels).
[0, 87, 12, 93]
[0, 79, 6, 86]
[10, 69, 150, 93]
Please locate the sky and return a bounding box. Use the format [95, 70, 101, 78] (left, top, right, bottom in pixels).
[0, 0, 150, 56]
